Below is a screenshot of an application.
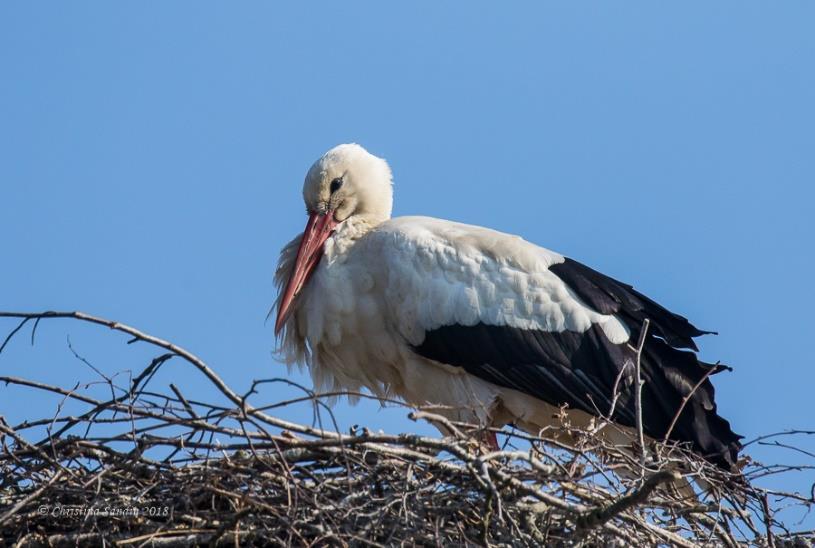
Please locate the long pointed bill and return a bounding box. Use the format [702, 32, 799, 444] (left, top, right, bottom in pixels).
[275, 211, 339, 334]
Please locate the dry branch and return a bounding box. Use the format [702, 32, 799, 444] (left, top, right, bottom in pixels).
[0, 311, 813, 547]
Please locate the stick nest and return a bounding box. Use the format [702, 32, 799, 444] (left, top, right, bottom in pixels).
[0, 311, 813, 547]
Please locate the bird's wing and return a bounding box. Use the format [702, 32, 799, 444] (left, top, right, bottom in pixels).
[366, 216, 741, 469]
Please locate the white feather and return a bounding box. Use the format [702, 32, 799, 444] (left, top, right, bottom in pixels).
[277, 214, 631, 429]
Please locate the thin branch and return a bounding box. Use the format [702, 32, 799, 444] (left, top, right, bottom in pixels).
[632, 318, 650, 474]
[0, 310, 813, 547]
[663, 362, 718, 443]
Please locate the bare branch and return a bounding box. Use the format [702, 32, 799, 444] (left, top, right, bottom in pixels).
[633, 318, 650, 474]
[0, 311, 812, 547]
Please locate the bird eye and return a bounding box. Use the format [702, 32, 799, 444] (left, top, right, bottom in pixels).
[329, 177, 343, 193]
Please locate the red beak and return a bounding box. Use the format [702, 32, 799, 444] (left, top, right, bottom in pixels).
[275, 211, 339, 334]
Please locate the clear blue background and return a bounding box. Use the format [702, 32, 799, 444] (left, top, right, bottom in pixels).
[1, 2, 813, 502]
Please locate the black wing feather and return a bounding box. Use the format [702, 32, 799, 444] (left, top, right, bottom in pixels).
[412, 257, 742, 470]
[550, 257, 713, 350]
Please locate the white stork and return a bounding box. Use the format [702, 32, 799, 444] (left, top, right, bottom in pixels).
[274, 143, 741, 471]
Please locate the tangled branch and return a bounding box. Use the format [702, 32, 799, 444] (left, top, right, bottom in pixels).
[0, 311, 813, 546]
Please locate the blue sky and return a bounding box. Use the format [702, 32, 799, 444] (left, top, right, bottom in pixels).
[1, 3, 813, 499]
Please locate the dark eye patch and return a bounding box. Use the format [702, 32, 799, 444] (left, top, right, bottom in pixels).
[329, 177, 343, 193]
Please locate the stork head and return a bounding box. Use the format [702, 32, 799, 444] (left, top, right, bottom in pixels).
[275, 143, 393, 334]
[303, 143, 393, 223]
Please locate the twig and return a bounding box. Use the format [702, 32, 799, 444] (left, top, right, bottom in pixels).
[632, 318, 650, 474]
[0, 310, 813, 547]
[663, 362, 718, 443]
[576, 470, 680, 531]
[0, 470, 64, 527]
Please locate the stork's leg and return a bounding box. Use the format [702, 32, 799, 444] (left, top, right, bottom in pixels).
[481, 430, 500, 451]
